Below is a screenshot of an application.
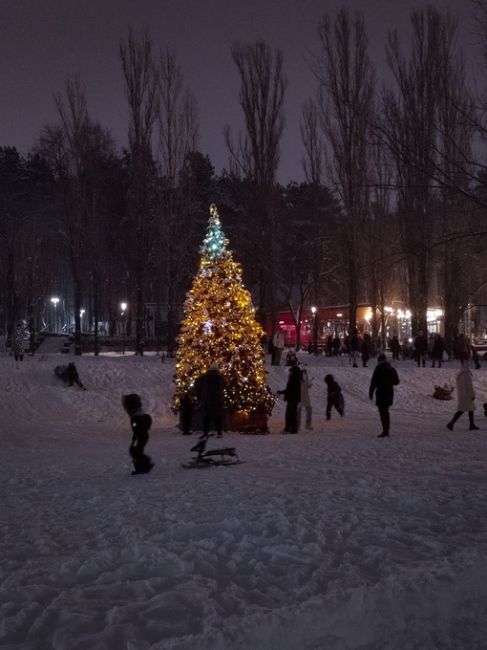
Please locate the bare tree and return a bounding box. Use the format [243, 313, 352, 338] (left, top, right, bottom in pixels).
[383, 7, 476, 335]
[157, 50, 199, 353]
[120, 29, 159, 352]
[301, 99, 324, 186]
[38, 77, 113, 354]
[225, 40, 286, 326]
[314, 9, 375, 331]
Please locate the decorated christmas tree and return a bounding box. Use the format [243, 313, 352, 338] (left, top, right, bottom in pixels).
[173, 204, 275, 423]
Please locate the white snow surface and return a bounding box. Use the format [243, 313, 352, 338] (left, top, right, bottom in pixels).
[1, 351, 487, 650]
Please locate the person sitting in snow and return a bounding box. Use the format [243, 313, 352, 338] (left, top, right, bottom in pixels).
[324, 374, 345, 420]
[122, 393, 154, 474]
[54, 362, 87, 389]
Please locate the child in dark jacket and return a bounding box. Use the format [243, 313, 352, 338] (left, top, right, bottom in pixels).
[122, 393, 154, 475]
[324, 374, 345, 420]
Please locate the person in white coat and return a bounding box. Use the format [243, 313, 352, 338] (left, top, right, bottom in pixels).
[446, 366, 479, 431]
[298, 368, 313, 429]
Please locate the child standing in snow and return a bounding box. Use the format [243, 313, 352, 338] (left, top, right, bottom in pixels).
[324, 374, 345, 420]
[122, 393, 154, 474]
[446, 367, 479, 431]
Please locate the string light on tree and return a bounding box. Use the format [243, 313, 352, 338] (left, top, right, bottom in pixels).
[173, 204, 275, 421]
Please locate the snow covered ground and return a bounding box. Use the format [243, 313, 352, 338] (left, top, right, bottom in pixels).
[1, 350, 487, 650]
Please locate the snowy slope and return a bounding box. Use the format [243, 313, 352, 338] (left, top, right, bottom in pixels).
[1, 352, 487, 650]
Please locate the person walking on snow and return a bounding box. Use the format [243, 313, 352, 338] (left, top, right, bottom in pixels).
[324, 374, 345, 420]
[446, 366, 479, 431]
[369, 353, 400, 438]
[299, 368, 313, 429]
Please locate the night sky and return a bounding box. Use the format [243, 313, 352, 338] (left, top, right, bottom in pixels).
[0, 0, 478, 182]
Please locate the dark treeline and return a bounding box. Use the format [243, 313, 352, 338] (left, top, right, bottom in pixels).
[1, 6, 487, 355]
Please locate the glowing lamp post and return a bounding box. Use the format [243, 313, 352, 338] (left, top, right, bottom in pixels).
[51, 297, 60, 333]
[120, 302, 128, 355]
[80, 309, 85, 332]
[311, 306, 318, 355]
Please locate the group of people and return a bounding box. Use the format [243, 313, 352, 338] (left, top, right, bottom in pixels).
[278, 354, 398, 437]
[389, 331, 481, 369]
[278, 353, 484, 438]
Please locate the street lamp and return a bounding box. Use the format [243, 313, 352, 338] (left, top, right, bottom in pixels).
[80, 309, 85, 332]
[311, 306, 318, 355]
[120, 302, 128, 355]
[51, 297, 59, 333]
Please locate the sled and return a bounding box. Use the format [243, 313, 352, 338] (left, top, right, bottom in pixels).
[433, 384, 454, 400]
[181, 438, 243, 469]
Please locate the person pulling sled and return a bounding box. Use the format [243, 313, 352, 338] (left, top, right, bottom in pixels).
[122, 393, 154, 474]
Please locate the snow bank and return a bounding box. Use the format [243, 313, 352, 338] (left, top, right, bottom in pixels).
[1, 352, 487, 649]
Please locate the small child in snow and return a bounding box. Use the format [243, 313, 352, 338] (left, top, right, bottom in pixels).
[122, 393, 154, 474]
[324, 374, 345, 420]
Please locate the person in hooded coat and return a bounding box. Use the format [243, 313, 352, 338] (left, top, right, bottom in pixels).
[446, 367, 479, 431]
[278, 364, 302, 433]
[324, 374, 345, 420]
[195, 362, 226, 438]
[369, 354, 400, 438]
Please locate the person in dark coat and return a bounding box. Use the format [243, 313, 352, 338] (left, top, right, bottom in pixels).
[122, 393, 154, 474]
[349, 329, 360, 367]
[361, 332, 371, 368]
[369, 353, 400, 438]
[414, 331, 428, 367]
[278, 364, 302, 433]
[431, 334, 445, 368]
[54, 362, 87, 389]
[179, 391, 194, 435]
[390, 336, 401, 362]
[324, 374, 345, 420]
[455, 333, 471, 367]
[195, 362, 226, 438]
